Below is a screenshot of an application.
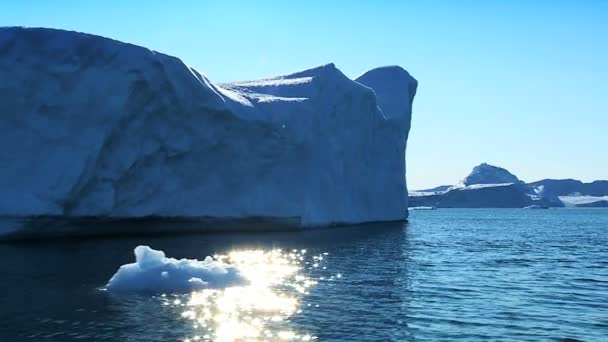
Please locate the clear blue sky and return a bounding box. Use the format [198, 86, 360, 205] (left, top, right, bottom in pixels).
[2, 1, 607, 189]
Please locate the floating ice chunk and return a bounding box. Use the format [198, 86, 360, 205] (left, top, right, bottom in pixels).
[106, 246, 246, 293]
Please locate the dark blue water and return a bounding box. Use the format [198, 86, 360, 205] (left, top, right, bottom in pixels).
[1, 209, 607, 341]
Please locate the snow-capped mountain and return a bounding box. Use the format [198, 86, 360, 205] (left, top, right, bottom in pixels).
[528, 179, 608, 197]
[410, 163, 549, 208]
[0, 27, 417, 231]
[528, 179, 608, 207]
[410, 163, 607, 208]
[453, 163, 523, 188]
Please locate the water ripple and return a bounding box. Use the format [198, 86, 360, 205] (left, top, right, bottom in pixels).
[1, 209, 607, 341]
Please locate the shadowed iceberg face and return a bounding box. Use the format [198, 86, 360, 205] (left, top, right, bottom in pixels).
[355, 66, 418, 201]
[0, 27, 417, 230]
[356, 65, 418, 124]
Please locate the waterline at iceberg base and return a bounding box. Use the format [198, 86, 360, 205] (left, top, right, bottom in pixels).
[0, 216, 412, 240]
[0, 27, 416, 238]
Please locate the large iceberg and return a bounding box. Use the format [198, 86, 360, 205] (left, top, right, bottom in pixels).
[0, 27, 417, 231]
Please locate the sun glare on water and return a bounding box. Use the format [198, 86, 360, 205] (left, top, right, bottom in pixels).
[168, 248, 324, 341]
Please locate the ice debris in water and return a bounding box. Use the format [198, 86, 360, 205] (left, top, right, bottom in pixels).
[106, 246, 246, 293]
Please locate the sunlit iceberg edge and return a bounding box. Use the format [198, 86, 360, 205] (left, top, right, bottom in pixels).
[0, 215, 407, 241]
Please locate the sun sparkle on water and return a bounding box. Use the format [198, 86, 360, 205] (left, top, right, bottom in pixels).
[169, 248, 323, 341]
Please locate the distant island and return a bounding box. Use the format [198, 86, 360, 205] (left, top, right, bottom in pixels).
[409, 163, 608, 208]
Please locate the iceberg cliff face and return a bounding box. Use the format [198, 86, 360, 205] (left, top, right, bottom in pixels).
[355, 66, 417, 202]
[0, 27, 417, 227]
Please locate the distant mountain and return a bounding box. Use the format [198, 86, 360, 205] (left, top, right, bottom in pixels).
[409, 163, 534, 208]
[529, 179, 608, 197]
[455, 163, 523, 187]
[415, 185, 452, 193]
[409, 183, 533, 208]
[409, 163, 606, 209]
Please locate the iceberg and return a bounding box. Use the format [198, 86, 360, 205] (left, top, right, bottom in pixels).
[0, 27, 417, 234]
[106, 246, 246, 293]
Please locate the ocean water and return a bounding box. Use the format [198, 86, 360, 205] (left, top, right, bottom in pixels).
[0, 208, 607, 341]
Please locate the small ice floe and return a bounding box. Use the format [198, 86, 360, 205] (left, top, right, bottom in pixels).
[408, 206, 436, 210]
[524, 205, 549, 209]
[106, 246, 246, 293]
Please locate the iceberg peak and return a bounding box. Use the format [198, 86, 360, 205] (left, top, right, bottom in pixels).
[355, 65, 417, 122]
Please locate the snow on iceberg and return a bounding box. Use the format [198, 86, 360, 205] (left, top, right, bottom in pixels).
[0, 27, 417, 230]
[106, 246, 246, 293]
[559, 195, 608, 207]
